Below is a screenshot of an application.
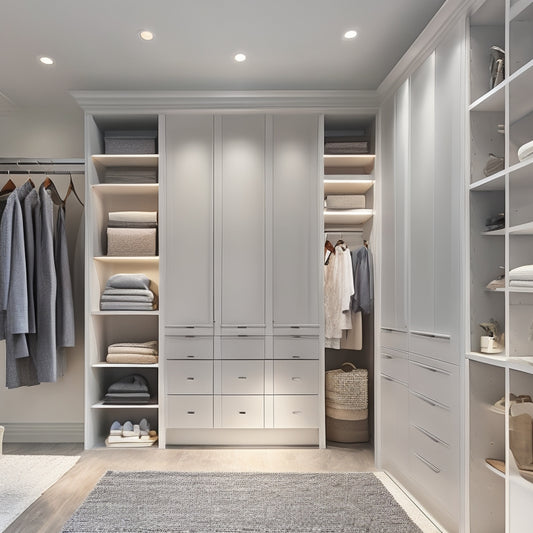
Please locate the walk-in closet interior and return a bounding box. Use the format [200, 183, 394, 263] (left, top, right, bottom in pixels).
[2, 0, 533, 531]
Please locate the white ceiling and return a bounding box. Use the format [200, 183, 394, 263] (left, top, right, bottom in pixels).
[0, 0, 446, 109]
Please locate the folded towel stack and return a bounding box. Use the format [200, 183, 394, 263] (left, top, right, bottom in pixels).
[106, 340, 158, 364]
[100, 273, 157, 311]
[325, 195, 366, 209]
[107, 211, 157, 256]
[509, 265, 533, 287]
[103, 374, 151, 404]
[103, 167, 158, 184]
[324, 136, 369, 155]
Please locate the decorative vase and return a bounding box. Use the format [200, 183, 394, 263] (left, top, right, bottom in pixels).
[480, 335, 504, 354]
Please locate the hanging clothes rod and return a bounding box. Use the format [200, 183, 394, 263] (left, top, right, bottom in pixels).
[0, 158, 85, 174]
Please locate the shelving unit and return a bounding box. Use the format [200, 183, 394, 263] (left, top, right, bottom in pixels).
[467, 0, 533, 530]
[85, 114, 161, 449]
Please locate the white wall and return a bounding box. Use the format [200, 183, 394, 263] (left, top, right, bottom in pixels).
[0, 103, 85, 441]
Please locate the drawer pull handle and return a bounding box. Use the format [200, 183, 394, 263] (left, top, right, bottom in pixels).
[238, 376, 247, 380]
[238, 335, 249, 338]
[186, 377, 195, 381]
[186, 355, 195, 358]
[291, 377, 302, 382]
[411, 391, 448, 410]
[292, 335, 302, 338]
[237, 326, 247, 329]
[291, 355, 301, 359]
[413, 424, 447, 446]
[238, 411, 246, 415]
[414, 453, 441, 474]
[381, 327, 406, 333]
[292, 410, 302, 415]
[411, 361, 451, 376]
[187, 411, 195, 415]
[290, 326, 300, 329]
[383, 355, 393, 359]
[185, 335, 195, 338]
[186, 326, 194, 329]
[411, 330, 450, 340]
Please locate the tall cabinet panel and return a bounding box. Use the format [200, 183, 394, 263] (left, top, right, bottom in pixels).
[220, 115, 266, 327]
[165, 115, 214, 327]
[409, 53, 436, 334]
[272, 114, 320, 327]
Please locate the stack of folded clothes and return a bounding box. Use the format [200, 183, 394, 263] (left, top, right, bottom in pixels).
[100, 273, 156, 311]
[509, 265, 533, 288]
[102, 374, 151, 404]
[103, 167, 157, 184]
[324, 136, 369, 154]
[106, 340, 158, 364]
[485, 212, 505, 232]
[105, 418, 158, 447]
[107, 211, 157, 256]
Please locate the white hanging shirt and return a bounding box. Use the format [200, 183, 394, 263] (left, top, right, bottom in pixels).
[324, 244, 354, 349]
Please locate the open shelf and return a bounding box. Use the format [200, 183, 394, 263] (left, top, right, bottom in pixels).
[468, 352, 508, 367]
[470, 170, 506, 191]
[91, 400, 159, 409]
[92, 363, 159, 368]
[509, 221, 533, 235]
[323, 209, 373, 225]
[509, 60, 533, 123]
[482, 228, 505, 235]
[91, 183, 159, 197]
[485, 459, 506, 478]
[91, 310, 160, 316]
[323, 177, 374, 195]
[92, 154, 159, 168]
[469, 81, 506, 112]
[323, 154, 375, 173]
[94, 256, 160, 263]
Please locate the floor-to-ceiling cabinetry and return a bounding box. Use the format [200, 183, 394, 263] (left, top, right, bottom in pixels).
[162, 113, 322, 446]
[378, 19, 465, 533]
[467, 0, 533, 531]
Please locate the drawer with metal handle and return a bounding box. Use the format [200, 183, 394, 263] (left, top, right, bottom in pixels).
[273, 360, 319, 394]
[273, 336, 319, 359]
[221, 396, 264, 428]
[381, 327, 408, 351]
[165, 336, 213, 360]
[381, 349, 408, 383]
[166, 395, 213, 428]
[273, 395, 319, 428]
[166, 360, 213, 394]
[220, 336, 265, 360]
[409, 330, 455, 363]
[221, 360, 264, 394]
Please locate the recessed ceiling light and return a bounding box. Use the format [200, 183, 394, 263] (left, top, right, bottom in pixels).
[139, 30, 154, 41]
[39, 56, 54, 65]
[234, 53, 246, 62]
[344, 30, 358, 39]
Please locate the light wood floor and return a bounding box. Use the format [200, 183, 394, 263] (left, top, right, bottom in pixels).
[3, 442, 375, 533]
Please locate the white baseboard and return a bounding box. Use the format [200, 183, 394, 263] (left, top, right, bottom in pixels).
[1, 422, 84, 443]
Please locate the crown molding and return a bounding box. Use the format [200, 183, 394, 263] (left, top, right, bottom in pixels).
[377, 0, 481, 103]
[71, 90, 379, 114]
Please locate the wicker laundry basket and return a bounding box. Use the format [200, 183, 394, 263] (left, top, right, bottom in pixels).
[325, 362, 369, 443]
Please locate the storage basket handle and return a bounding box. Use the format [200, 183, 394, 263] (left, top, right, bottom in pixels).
[340, 362, 357, 372]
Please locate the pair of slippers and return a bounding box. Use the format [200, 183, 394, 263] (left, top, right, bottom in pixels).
[110, 418, 150, 437]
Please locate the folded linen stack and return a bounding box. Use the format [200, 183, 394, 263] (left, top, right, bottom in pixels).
[103, 167, 158, 184]
[107, 211, 157, 256]
[102, 374, 151, 405]
[105, 418, 158, 447]
[100, 273, 157, 311]
[325, 195, 365, 209]
[324, 136, 369, 154]
[509, 265, 533, 288]
[106, 340, 158, 364]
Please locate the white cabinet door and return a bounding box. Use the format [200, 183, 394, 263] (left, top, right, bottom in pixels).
[409, 53, 436, 334]
[220, 115, 266, 326]
[165, 115, 213, 327]
[272, 114, 319, 327]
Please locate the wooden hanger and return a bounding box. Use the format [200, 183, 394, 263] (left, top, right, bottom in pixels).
[324, 240, 335, 265]
[63, 174, 84, 206]
[43, 176, 64, 205]
[0, 178, 16, 194]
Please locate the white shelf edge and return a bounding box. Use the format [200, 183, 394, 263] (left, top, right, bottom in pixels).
[508, 157, 533, 177]
[323, 154, 376, 159]
[469, 82, 506, 112]
[91, 363, 159, 368]
[91, 310, 160, 316]
[91, 183, 159, 190]
[508, 357, 533, 375]
[470, 169, 506, 190]
[485, 460, 506, 479]
[481, 229, 505, 236]
[467, 352, 507, 367]
[485, 287, 505, 292]
[510, 0, 533, 21]
[508, 57, 533, 85]
[91, 401, 159, 409]
[508, 221, 533, 235]
[93, 256, 160, 262]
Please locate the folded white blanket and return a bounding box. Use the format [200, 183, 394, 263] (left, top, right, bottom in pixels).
[518, 140, 533, 162]
[510, 280, 533, 287]
[108, 346, 158, 355]
[108, 211, 157, 223]
[509, 265, 533, 281]
[109, 341, 158, 349]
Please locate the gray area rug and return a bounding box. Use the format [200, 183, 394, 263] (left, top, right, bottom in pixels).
[63, 471, 422, 532]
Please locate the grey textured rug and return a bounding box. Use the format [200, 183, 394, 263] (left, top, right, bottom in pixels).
[63, 471, 422, 532]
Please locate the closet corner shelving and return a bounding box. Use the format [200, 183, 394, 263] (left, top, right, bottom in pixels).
[85, 114, 161, 449]
[467, 0, 533, 530]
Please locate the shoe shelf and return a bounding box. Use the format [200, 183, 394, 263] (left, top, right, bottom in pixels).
[91, 183, 159, 196]
[91, 154, 159, 168]
[470, 171, 506, 191]
[323, 154, 375, 174]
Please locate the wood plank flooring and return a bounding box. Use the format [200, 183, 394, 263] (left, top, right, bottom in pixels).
[3, 442, 375, 533]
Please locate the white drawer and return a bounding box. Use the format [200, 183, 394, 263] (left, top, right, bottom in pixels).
[221, 396, 264, 428]
[273, 360, 319, 394]
[408, 355, 458, 408]
[273, 325, 319, 336]
[409, 390, 456, 446]
[165, 326, 214, 336]
[273, 336, 319, 359]
[165, 336, 213, 360]
[221, 360, 264, 394]
[274, 395, 319, 428]
[409, 331, 454, 363]
[166, 360, 213, 394]
[220, 336, 264, 360]
[381, 328, 408, 351]
[381, 349, 408, 384]
[410, 423, 456, 474]
[166, 395, 213, 428]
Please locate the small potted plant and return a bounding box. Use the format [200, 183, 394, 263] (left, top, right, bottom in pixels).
[480, 319, 504, 354]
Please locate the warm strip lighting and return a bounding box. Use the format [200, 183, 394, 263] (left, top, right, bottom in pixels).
[39, 56, 54, 65]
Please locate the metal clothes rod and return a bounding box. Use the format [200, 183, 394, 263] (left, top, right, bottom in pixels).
[0, 158, 85, 175]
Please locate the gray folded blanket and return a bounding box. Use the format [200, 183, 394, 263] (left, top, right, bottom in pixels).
[107, 374, 149, 393]
[108, 221, 158, 228]
[100, 302, 155, 310]
[101, 294, 154, 303]
[105, 273, 151, 290]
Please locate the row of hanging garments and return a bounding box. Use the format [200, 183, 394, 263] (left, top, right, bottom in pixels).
[324, 238, 373, 350]
[0, 175, 83, 388]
